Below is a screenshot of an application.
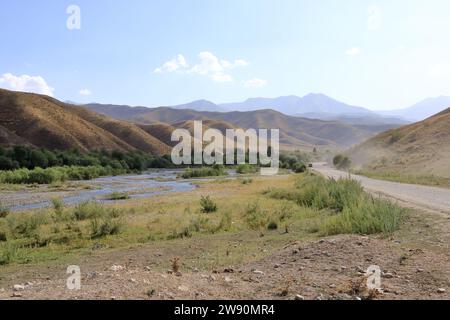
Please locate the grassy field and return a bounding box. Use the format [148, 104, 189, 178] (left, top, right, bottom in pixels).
[0, 173, 406, 268]
[353, 170, 450, 188]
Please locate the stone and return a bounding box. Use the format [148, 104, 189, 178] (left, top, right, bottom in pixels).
[383, 272, 394, 279]
[224, 276, 232, 283]
[253, 270, 265, 275]
[294, 294, 305, 300]
[178, 285, 189, 292]
[110, 265, 125, 272]
[437, 288, 446, 294]
[13, 284, 25, 291]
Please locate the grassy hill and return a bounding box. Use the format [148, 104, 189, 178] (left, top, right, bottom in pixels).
[0, 89, 170, 155]
[349, 108, 450, 179]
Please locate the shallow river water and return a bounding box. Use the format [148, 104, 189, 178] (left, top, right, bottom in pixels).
[1, 170, 197, 212]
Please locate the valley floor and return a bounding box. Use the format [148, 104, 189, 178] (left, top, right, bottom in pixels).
[0, 173, 449, 300]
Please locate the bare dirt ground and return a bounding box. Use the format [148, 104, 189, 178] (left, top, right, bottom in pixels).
[1, 171, 449, 300]
[1, 232, 449, 300]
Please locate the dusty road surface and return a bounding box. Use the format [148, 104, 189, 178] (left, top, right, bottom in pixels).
[313, 163, 450, 215]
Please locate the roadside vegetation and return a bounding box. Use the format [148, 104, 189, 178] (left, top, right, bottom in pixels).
[0, 172, 407, 267]
[333, 154, 351, 170]
[264, 173, 405, 235]
[353, 170, 450, 188]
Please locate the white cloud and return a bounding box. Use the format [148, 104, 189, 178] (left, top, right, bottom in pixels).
[367, 5, 382, 30]
[346, 47, 361, 56]
[0, 73, 54, 96]
[154, 52, 248, 83]
[79, 88, 91, 96]
[243, 78, 267, 88]
[153, 54, 188, 74]
[212, 73, 233, 83]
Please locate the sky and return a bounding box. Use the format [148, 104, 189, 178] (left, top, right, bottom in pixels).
[1, 0, 450, 110]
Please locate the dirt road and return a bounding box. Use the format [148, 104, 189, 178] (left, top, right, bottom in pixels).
[313, 163, 450, 215]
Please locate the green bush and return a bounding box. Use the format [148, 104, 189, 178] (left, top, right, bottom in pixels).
[236, 164, 258, 174]
[200, 196, 218, 213]
[267, 221, 278, 230]
[90, 217, 124, 239]
[0, 243, 21, 265]
[333, 154, 351, 170]
[6, 212, 48, 239]
[181, 165, 227, 179]
[72, 201, 105, 221]
[293, 162, 307, 173]
[106, 192, 130, 200]
[0, 203, 9, 218]
[244, 202, 268, 230]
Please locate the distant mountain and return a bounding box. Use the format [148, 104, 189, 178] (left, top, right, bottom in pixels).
[219, 93, 374, 116]
[298, 112, 409, 126]
[172, 100, 226, 112]
[85, 103, 396, 149]
[0, 89, 170, 155]
[349, 108, 450, 178]
[380, 96, 450, 121]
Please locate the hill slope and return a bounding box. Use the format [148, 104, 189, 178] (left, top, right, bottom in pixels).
[0, 89, 170, 155]
[349, 108, 450, 177]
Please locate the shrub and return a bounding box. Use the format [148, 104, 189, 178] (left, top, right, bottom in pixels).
[241, 178, 253, 185]
[267, 221, 278, 230]
[217, 212, 232, 232]
[236, 164, 258, 174]
[73, 201, 105, 221]
[7, 212, 48, 239]
[181, 165, 227, 179]
[0, 243, 21, 265]
[321, 197, 405, 235]
[333, 154, 351, 170]
[244, 202, 268, 230]
[200, 196, 218, 213]
[90, 218, 124, 239]
[292, 162, 307, 173]
[106, 192, 130, 200]
[0, 203, 9, 218]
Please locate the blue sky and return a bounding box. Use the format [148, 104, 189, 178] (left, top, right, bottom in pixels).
[1, 0, 450, 110]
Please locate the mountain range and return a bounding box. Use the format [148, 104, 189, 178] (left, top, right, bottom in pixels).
[85, 104, 400, 150]
[167, 93, 449, 124]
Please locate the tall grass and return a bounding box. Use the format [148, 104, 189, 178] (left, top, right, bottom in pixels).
[266, 174, 406, 235]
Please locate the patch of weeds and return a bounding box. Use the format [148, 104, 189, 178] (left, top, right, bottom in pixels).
[90, 217, 124, 239]
[200, 196, 218, 213]
[106, 192, 130, 200]
[0, 243, 21, 265]
[0, 203, 9, 218]
[243, 202, 268, 231]
[170, 257, 180, 273]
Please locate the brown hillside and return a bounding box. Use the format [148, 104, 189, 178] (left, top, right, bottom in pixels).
[0, 89, 170, 155]
[86, 105, 379, 149]
[349, 108, 450, 177]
